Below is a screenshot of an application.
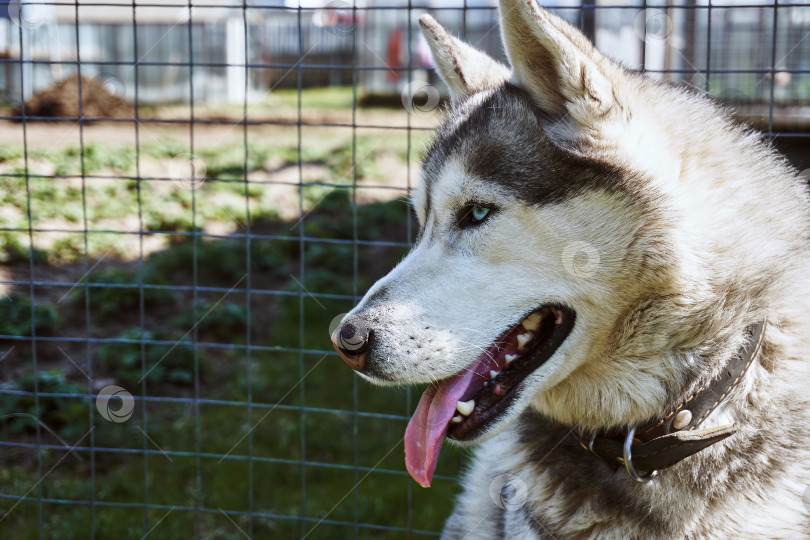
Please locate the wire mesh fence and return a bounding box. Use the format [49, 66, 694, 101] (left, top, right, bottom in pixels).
[0, 0, 807, 538]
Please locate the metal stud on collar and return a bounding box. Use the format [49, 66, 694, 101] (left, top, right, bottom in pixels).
[623, 426, 659, 483]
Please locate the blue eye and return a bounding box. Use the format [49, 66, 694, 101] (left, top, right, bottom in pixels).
[471, 205, 490, 222]
[460, 203, 494, 228]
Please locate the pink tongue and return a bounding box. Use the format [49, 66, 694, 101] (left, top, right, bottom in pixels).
[404, 362, 485, 487]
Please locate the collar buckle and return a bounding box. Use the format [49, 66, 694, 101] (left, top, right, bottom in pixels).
[622, 426, 659, 482]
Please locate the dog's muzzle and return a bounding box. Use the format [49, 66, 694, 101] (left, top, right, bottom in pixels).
[331, 321, 370, 371]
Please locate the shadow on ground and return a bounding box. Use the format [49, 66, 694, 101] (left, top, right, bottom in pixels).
[0, 190, 465, 539]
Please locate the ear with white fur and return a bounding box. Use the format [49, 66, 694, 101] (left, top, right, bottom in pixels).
[419, 14, 510, 103]
[499, 0, 622, 129]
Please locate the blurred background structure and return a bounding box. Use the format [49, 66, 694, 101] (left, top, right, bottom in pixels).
[0, 0, 807, 538]
[2, 0, 810, 109]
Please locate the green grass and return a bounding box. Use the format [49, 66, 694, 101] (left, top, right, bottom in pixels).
[0, 370, 87, 439]
[0, 124, 426, 265]
[269, 86, 356, 111]
[69, 267, 173, 317]
[97, 327, 201, 386]
[0, 106, 463, 539]
[0, 294, 59, 336]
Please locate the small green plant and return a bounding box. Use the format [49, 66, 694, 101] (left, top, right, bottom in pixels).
[0, 232, 43, 264]
[0, 369, 86, 438]
[149, 238, 249, 283]
[199, 142, 270, 179]
[142, 137, 191, 160]
[0, 294, 59, 337]
[48, 142, 136, 176]
[328, 136, 382, 181]
[70, 267, 174, 317]
[171, 300, 249, 342]
[0, 145, 24, 163]
[98, 328, 203, 386]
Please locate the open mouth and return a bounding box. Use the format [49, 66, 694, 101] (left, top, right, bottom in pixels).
[404, 305, 575, 487]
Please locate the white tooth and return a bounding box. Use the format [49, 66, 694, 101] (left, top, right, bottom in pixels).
[456, 400, 475, 416]
[521, 313, 542, 331]
[504, 354, 518, 366]
[490, 370, 500, 379]
[517, 332, 533, 350]
[451, 415, 463, 424]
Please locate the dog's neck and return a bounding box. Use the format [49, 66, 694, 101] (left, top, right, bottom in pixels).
[574, 319, 767, 479]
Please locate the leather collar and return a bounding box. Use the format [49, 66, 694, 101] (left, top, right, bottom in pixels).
[574, 319, 767, 479]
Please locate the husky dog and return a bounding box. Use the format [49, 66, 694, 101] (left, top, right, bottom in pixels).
[331, 0, 810, 537]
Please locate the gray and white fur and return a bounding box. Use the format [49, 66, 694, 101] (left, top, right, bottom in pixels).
[340, 0, 810, 537]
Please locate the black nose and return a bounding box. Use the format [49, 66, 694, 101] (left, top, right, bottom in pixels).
[331, 321, 370, 371]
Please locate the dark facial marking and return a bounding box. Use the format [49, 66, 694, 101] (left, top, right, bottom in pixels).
[422, 84, 626, 208]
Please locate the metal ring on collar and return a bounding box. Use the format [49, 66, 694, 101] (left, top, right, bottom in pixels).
[623, 426, 659, 483]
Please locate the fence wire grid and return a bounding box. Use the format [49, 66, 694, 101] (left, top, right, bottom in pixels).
[0, 0, 808, 539]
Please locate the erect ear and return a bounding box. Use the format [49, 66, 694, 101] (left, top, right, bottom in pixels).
[498, 0, 621, 130]
[419, 14, 510, 104]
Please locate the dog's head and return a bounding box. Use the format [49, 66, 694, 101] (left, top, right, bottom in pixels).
[331, 0, 804, 487]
